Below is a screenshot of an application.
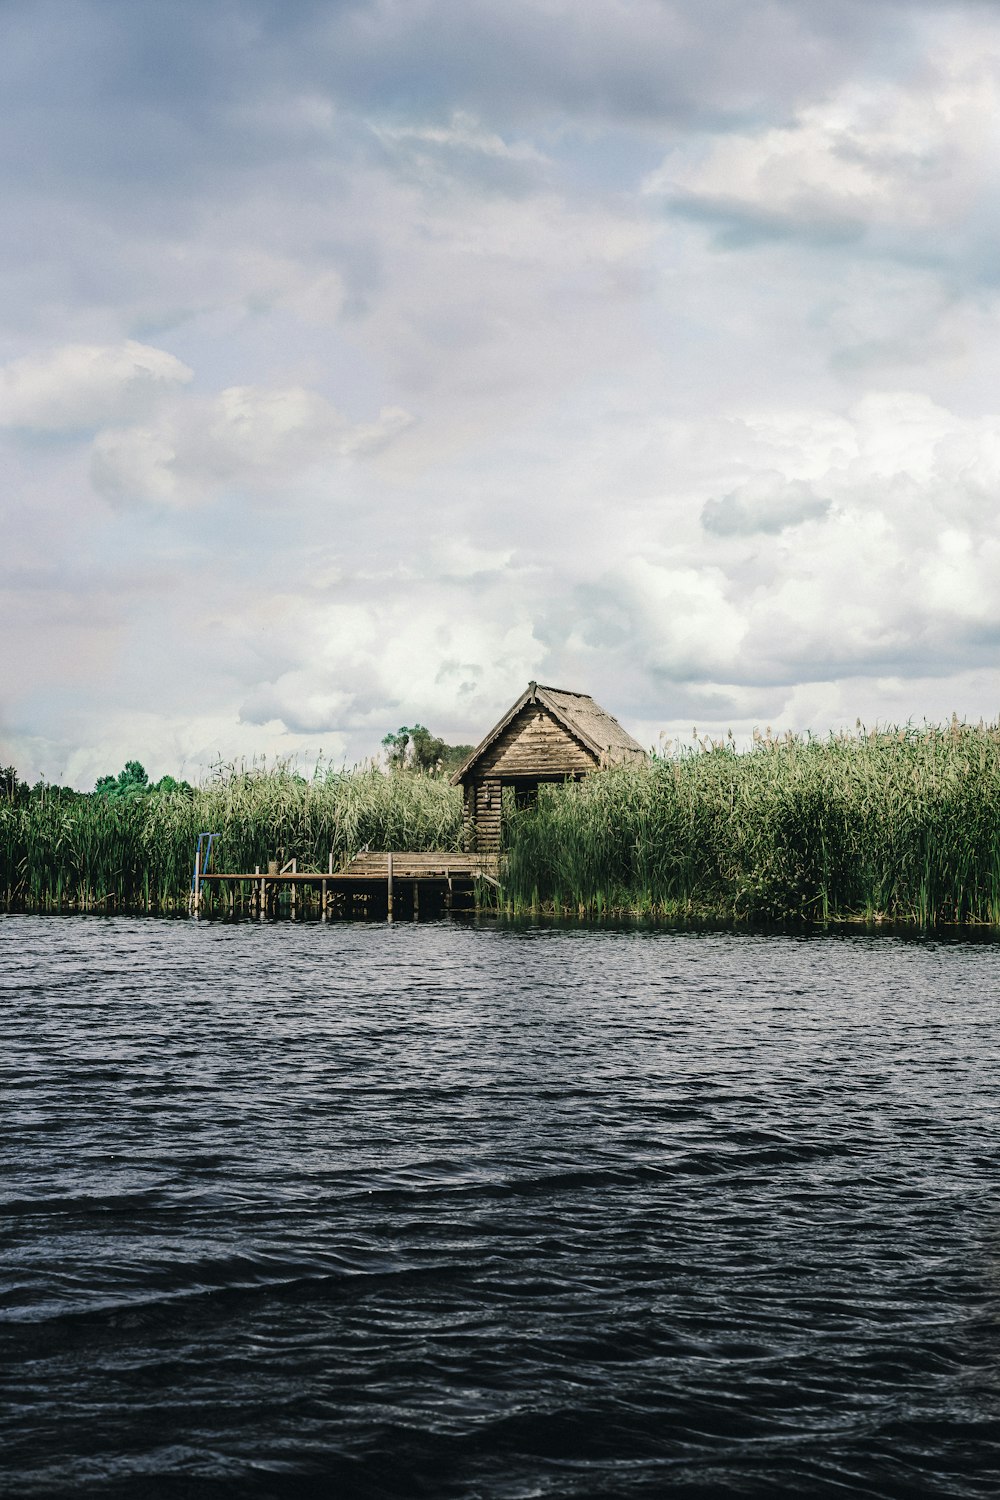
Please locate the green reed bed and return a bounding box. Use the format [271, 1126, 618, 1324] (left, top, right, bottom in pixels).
[502, 721, 1000, 925]
[0, 764, 463, 913]
[7, 722, 1000, 924]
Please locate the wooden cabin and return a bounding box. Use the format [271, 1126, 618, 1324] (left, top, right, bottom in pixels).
[451, 682, 646, 851]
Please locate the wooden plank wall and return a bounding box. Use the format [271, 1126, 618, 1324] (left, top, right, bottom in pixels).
[478, 706, 595, 779]
[465, 707, 597, 850]
[463, 782, 503, 852]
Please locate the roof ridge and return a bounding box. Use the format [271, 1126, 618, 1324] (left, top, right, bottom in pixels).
[451, 682, 646, 784]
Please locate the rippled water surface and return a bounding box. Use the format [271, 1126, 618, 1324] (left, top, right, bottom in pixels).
[2, 915, 999, 1498]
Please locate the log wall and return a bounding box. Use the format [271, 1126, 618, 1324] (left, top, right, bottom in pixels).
[476, 706, 596, 780]
[463, 706, 597, 850]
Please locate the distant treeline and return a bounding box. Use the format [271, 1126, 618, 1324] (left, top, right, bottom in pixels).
[3, 721, 1000, 924]
[1, 760, 192, 806]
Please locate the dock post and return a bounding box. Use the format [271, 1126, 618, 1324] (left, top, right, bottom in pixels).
[192, 847, 201, 914]
[322, 850, 332, 920]
[291, 858, 298, 919]
[413, 880, 419, 920]
[387, 851, 394, 923]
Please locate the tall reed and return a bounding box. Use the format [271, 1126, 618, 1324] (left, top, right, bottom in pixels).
[0, 763, 463, 913]
[503, 721, 1000, 925]
[6, 723, 1000, 924]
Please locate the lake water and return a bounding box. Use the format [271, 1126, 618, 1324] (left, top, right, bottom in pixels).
[1, 914, 999, 1498]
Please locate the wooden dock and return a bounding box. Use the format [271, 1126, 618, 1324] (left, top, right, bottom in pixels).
[194, 850, 499, 919]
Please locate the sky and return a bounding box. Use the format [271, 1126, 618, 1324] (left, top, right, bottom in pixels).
[5, 0, 1000, 787]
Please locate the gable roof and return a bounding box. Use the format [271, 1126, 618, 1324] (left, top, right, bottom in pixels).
[451, 682, 647, 785]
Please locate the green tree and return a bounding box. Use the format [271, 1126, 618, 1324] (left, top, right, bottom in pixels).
[437, 740, 473, 773]
[0, 766, 28, 804]
[381, 727, 412, 771]
[382, 726, 473, 775]
[93, 762, 193, 798]
[94, 761, 150, 797]
[150, 774, 194, 796]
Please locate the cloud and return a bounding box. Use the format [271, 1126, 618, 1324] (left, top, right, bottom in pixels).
[513, 387, 1000, 716]
[11, 376, 1000, 782]
[609, 558, 749, 681]
[0, 341, 192, 432]
[0, 0, 914, 175]
[9, 1, 1000, 786]
[238, 675, 355, 736]
[89, 385, 415, 507]
[644, 25, 1000, 267]
[371, 110, 550, 195]
[702, 477, 831, 535]
[233, 586, 548, 740]
[374, 111, 546, 164]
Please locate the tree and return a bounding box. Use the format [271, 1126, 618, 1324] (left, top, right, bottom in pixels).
[381, 727, 412, 771]
[383, 725, 444, 771]
[94, 762, 194, 797]
[381, 726, 473, 775]
[0, 766, 28, 804]
[150, 774, 194, 796]
[94, 761, 150, 797]
[437, 740, 474, 773]
[409, 725, 446, 773]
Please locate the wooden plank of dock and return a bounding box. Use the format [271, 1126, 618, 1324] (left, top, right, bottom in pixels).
[341, 852, 499, 882]
[197, 851, 499, 919]
[199, 854, 498, 884]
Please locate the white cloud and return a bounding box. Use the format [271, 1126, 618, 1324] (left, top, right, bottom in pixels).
[702, 476, 830, 535]
[233, 587, 547, 740]
[0, 710, 351, 793]
[645, 29, 1000, 248]
[10, 4, 1000, 785]
[524, 387, 1000, 711]
[0, 341, 192, 432]
[609, 558, 748, 679]
[89, 385, 415, 507]
[338, 405, 416, 456]
[373, 110, 547, 164]
[239, 675, 356, 736]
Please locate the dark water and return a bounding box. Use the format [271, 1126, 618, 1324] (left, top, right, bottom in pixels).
[1, 915, 998, 1499]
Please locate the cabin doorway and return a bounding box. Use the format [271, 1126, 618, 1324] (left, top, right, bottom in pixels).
[501, 781, 540, 847]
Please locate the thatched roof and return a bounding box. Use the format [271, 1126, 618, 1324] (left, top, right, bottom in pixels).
[451, 682, 646, 785]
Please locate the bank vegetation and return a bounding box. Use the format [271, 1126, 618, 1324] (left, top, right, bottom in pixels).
[3, 720, 1000, 925]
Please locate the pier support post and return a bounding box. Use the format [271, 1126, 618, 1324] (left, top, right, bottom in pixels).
[387, 851, 394, 922]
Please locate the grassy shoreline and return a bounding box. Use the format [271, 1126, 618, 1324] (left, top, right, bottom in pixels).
[0, 764, 463, 914]
[502, 720, 1000, 926]
[4, 721, 1000, 926]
